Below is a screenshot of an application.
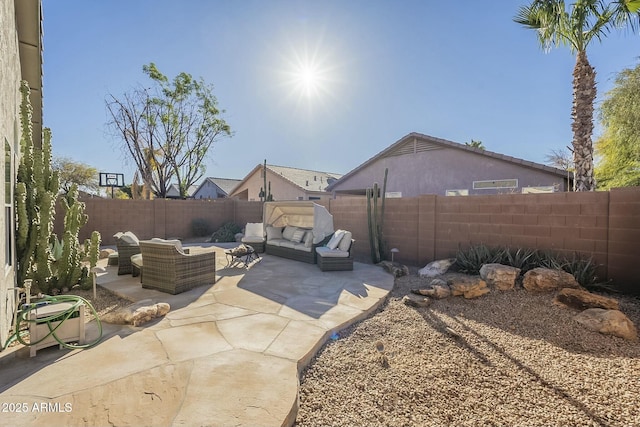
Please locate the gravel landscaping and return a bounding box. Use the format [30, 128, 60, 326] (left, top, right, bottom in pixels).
[295, 271, 640, 427]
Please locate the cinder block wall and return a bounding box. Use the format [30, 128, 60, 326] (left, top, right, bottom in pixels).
[60, 188, 640, 292]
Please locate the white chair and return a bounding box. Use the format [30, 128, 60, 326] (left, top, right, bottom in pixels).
[241, 222, 265, 253]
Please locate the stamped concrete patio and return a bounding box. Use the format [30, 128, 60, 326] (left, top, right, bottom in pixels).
[0, 243, 394, 426]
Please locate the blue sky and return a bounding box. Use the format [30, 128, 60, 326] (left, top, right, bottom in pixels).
[42, 0, 638, 186]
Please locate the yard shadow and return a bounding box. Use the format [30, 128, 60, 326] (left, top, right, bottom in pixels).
[236, 254, 381, 319]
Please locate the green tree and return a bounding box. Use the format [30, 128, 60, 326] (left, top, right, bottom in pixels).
[514, 0, 639, 192]
[465, 139, 486, 150]
[52, 156, 99, 195]
[595, 62, 640, 189]
[106, 63, 232, 198]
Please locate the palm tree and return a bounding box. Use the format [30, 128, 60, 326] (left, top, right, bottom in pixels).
[514, 1, 639, 191]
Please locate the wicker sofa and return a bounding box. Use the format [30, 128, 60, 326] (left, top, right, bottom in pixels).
[138, 240, 216, 294]
[265, 225, 332, 264]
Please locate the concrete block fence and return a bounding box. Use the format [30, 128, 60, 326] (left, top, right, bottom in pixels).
[55, 187, 640, 294]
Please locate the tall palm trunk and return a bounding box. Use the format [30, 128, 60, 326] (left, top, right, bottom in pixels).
[571, 50, 597, 191]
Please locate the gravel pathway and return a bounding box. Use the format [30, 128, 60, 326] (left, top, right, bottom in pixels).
[296, 272, 640, 427]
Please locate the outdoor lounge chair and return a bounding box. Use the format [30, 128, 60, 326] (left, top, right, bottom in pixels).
[240, 222, 265, 253]
[138, 240, 216, 294]
[315, 230, 355, 271]
[114, 231, 141, 275]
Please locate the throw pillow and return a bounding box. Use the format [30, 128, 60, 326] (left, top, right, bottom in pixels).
[337, 231, 353, 252]
[282, 225, 298, 241]
[291, 228, 305, 243]
[266, 226, 283, 240]
[121, 231, 139, 245]
[244, 222, 264, 238]
[326, 229, 346, 250]
[304, 230, 314, 248]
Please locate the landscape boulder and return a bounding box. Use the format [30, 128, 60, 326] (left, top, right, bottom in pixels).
[479, 263, 521, 291]
[449, 276, 489, 299]
[411, 278, 451, 299]
[418, 258, 456, 277]
[574, 308, 638, 341]
[102, 299, 171, 326]
[554, 288, 619, 311]
[522, 268, 579, 292]
[99, 248, 116, 259]
[379, 260, 410, 277]
[402, 294, 432, 308]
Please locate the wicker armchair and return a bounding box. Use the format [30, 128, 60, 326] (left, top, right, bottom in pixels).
[316, 239, 355, 271]
[139, 241, 216, 294]
[114, 231, 141, 275]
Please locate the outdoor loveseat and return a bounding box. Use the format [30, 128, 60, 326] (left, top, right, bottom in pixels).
[263, 201, 335, 264]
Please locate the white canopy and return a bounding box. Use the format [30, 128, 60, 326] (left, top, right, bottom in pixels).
[263, 201, 334, 244]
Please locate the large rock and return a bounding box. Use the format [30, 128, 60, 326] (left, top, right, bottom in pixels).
[449, 276, 489, 299]
[102, 299, 171, 326]
[554, 288, 620, 311]
[411, 279, 451, 299]
[479, 263, 521, 291]
[418, 258, 456, 277]
[574, 309, 638, 341]
[379, 261, 410, 277]
[99, 248, 116, 259]
[522, 268, 579, 292]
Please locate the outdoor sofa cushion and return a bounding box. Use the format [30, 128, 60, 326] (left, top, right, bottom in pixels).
[266, 226, 283, 240]
[326, 229, 346, 250]
[316, 246, 350, 258]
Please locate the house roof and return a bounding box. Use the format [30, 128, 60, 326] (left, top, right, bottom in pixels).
[196, 177, 242, 196]
[326, 132, 571, 191]
[232, 163, 343, 195]
[166, 184, 198, 198]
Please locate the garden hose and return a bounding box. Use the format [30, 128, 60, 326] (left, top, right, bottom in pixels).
[2, 294, 103, 352]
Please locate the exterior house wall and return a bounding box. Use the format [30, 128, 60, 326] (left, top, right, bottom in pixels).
[0, 0, 23, 347]
[232, 168, 331, 201]
[193, 180, 225, 199]
[330, 146, 568, 197]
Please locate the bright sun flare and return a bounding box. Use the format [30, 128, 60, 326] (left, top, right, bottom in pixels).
[293, 64, 322, 97]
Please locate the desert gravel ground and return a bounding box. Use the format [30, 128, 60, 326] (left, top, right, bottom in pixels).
[295, 271, 640, 427]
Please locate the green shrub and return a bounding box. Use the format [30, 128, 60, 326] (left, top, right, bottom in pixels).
[456, 244, 601, 290]
[454, 244, 506, 275]
[209, 222, 242, 243]
[191, 218, 214, 237]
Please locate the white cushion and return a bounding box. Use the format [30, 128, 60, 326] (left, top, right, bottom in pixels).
[337, 231, 353, 252]
[242, 236, 265, 243]
[120, 231, 139, 245]
[304, 231, 313, 248]
[326, 230, 346, 250]
[266, 239, 283, 247]
[282, 226, 298, 241]
[244, 222, 264, 238]
[279, 240, 296, 249]
[266, 226, 283, 240]
[150, 238, 183, 253]
[291, 229, 305, 243]
[293, 243, 312, 252]
[316, 246, 349, 258]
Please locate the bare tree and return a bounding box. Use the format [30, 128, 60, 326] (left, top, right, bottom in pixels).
[106, 63, 231, 198]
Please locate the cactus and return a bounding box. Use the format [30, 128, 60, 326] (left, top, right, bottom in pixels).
[56, 184, 88, 288]
[15, 82, 59, 292]
[366, 168, 389, 263]
[260, 159, 274, 201]
[15, 80, 96, 293]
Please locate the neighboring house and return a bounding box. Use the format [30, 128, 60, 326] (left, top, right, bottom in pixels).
[165, 184, 199, 199]
[0, 0, 42, 347]
[327, 132, 572, 198]
[192, 177, 241, 199]
[230, 164, 342, 201]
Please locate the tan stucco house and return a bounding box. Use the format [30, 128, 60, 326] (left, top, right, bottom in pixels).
[0, 0, 42, 347]
[230, 164, 342, 201]
[327, 133, 572, 198]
